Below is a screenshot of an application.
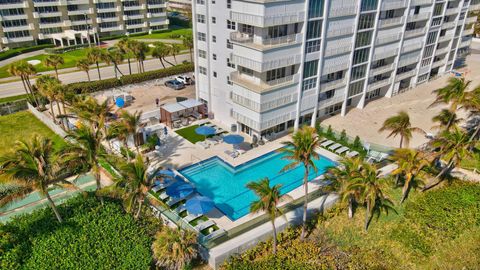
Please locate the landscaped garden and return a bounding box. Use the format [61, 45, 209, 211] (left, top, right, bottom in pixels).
[134, 27, 192, 40]
[175, 124, 206, 143]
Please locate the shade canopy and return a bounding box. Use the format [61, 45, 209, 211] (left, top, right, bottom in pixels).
[223, 134, 244, 145]
[185, 196, 215, 215]
[195, 126, 216, 136]
[157, 169, 175, 178]
[166, 182, 195, 199]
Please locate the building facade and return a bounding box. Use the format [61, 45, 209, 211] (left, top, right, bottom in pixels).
[0, 0, 169, 48]
[168, 0, 191, 13]
[192, 0, 479, 138]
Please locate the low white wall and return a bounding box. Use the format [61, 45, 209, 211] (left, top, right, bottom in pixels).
[28, 103, 67, 138]
[207, 193, 338, 269]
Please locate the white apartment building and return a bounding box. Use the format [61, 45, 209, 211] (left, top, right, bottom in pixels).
[0, 0, 169, 48]
[192, 0, 479, 138]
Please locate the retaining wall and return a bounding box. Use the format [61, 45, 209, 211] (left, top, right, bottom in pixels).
[28, 103, 67, 138]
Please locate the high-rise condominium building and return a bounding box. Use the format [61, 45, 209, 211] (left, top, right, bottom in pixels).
[0, 0, 169, 48]
[192, 0, 479, 138]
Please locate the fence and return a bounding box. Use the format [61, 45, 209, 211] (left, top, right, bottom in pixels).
[0, 99, 28, 116]
[27, 103, 67, 138]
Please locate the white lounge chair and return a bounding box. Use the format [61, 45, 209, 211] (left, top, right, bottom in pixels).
[224, 150, 238, 158]
[335, 146, 350, 154]
[346, 151, 359, 157]
[321, 140, 334, 147]
[328, 143, 342, 151]
[194, 220, 215, 231]
[174, 204, 186, 214]
[203, 229, 226, 241]
[207, 138, 219, 145]
[376, 153, 389, 162]
[184, 213, 202, 223]
[196, 141, 209, 149]
[159, 192, 169, 201]
[167, 197, 184, 207]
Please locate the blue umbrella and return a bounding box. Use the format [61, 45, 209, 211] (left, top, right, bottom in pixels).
[166, 182, 195, 199]
[185, 196, 215, 215]
[223, 134, 244, 145]
[195, 126, 216, 136]
[157, 169, 175, 178]
[115, 97, 125, 108]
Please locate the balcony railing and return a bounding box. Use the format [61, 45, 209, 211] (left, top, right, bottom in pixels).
[402, 41, 424, 53]
[329, 5, 356, 18]
[404, 27, 427, 38]
[100, 25, 123, 32]
[465, 16, 478, 24]
[470, 4, 480, 10]
[378, 16, 405, 28]
[398, 55, 420, 67]
[370, 63, 395, 76]
[123, 4, 145, 11]
[229, 32, 302, 50]
[318, 95, 345, 108]
[126, 23, 146, 29]
[381, 0, 408, 10]
[410, 0, 433, 5]
[435, 47, 449, 56]
[230, 10, 305, 27]
[326, 26, 354, 38]
[150, 19, 168, 26]
[463, 28, 474, 35]
[2, 24, 33, 32]
[376, 32, 402, 45]
[368, 77, 392, 90]
[0, 14, 28, 21]
[459, 39, 471, 47]
[324, 43, 352, 57]
[441, 21, 456, 29]
[444, 7, 459, 16]
[231, 53, 301, 73]
[437, 33, 454, 43]
[373, 47, 400, 60]
[320, 77, 347, 91]
[0, 2, 28, 8]
[67, 9, 93, 16]
[395, 69, 417, 81]
[2, 35, 34, 44]
[230, 71, 299, 93]
[407, 12, 430, 22]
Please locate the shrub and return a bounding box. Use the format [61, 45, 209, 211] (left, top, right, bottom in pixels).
[0, 194, 158, 269]
[338, 129, 347, 143]
[0, 44, 54, 61]
[325, 125, 333, 138]
[44, 44, 88, 54]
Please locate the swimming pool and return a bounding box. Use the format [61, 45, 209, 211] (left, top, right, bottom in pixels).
[179, 148, 336, 221]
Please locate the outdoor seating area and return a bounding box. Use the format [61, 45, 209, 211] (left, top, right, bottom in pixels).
[149, 169, 226, 241]
[160, 99, 207, 129]
[320, 139, 359, 158]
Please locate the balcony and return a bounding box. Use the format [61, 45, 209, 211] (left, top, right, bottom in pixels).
[2, 24, 33, 32]
[326, 25, 354, 38]
[126, 22, 146, 29]
[404, 27, 427, 38]
[123, 4, 145, 11]
[318, 94, 345, 108]
[231, 53, 301, 73]
[463, 28, 474, 35]
[96, 17, 118, 23]
[2, 35, 34, 44]
[395, 69, 417, 82]
[381, 0, 408, 10]
[68, 9, 93, 16]
[147, 12, 166, 18]
[100, 25, 123, 32]
[459, 39, 471, 48]
[230, 32, 303, 51]
[398, 55, 420, 67]
[320, 77, 347, 92]
[71, 19, 92, 25]
[410, 0, 433, 5]
[39, 22, 64, 28]
[329, 5, 356, 18]
[33, 0, 65, 7]
[373, 47, 400, 60]
[0, 14, 28, 21]
[376, 32, 402, 45]
[444, 7, 459, 16]
[431, 60, 445, 68]
[230, 10, 305, 28]
[67, 0, 89, 4]
[441, 21, 456, 29]
[230, 71, 299, 93]
[37, 11, 62, 18]
[438, 33, 454, 43]
[0, 2, 28, 8]
[368, 77, 392, 91]
[370, 63, 395, 76]
[378, 16, 405, 28]
[402, 41, 424, 53]
[148, 3, 166, 8]
[465, 16, 478, 24]
[324, 43, 352, 57]
[435, 46, 449, 56]
[407, 12, 430, 22]
[470, 4, 480, 10]
[97, 7, 120, 13]
[149, 19, 168, 26]
[123, 14, 144, 20]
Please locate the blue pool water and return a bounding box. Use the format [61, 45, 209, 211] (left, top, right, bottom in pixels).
[179, 148, 336, 221]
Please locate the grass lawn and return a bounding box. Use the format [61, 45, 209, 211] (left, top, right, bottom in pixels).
[0, 94, 28, 104]
[175, 125, 206, 144]
[134, 27, 192, 40]
[0, 111, 65, 156]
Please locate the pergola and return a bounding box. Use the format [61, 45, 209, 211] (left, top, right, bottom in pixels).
[50, 30, 97, 47]
[160, 99, 207, 128]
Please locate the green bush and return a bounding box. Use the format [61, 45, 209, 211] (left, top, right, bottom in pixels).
[44, 44, 88, 54]
[0, 44, 54, 61]
[338, 129, 347, 143]
[0, 194, 158, 269]
[63, 63, 194, 97]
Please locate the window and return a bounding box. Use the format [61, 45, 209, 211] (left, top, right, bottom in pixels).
[227, 76, 233, 85]
[199, 66, 207, 75]
[227, 58, 235, 68]
[197, 32, 206, 41]
[302, 78, 317, 91]
[358, 14, 375, 30]
[348, 80, 365, 97]
[227, 0, 231, 8]
[355, 31, 372, 48]
[212, 35, 216, 42]
[227, 20, 236, 30]
[1, 19, 27, 28]
[426, 31, 438, 44]
[196, 0, 204, 4]
[212, 53, 217, 60]
[4, 30, 30, 38]
[305, 40, 321, 53]
[353, 48, 370, 65]
[213, 71, 217, 77]
[227, 39, 233, 49]
[307, 20, 322, 39]
[240, 66, 254, 76]
[212, 17, 216, 24]
[308, 0, 324, 19]
[197, 14, 205, 23]
[267, 67, 286, 81]
[212, 0, 215, 3]
[351, 65, 367, 80]
[303, 60, 318, 78]
[361, 0, 378, 12]
[198, 49, 206, 58]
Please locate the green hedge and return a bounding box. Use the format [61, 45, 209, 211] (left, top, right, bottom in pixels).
[0, 44, 54, 61]
[99, 31, 149, 41]
[44, 44, 88, 54]
[64, 63, 194, 96]
[0, 194, 158, 269]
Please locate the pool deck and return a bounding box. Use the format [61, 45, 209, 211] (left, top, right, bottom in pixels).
[150, 123, 341, 231]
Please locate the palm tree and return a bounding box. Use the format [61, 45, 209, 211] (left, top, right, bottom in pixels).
[0, 136, 75, 223]
[325, 156, 363, 218]
[182, 34, 194, 62]
[36, 75, 58, 120]
[151, 42, 170, 68]
[352, 162, 396, 231]
[278, 126, 321, 240]
[169, 43, 181, 64]
[76, 58, 92, 82]
[390, 148, 429, 203]
[431, 77, 470, 111]
[431, 109, 461, 131]
[131, 40, 148, 73]
[117, 38, 133, 75]
[69, 96, 113, 134]
[114, 155, 158, 218]
[7, 61, 40, 106]
[152, 227, 198, 270]
[379, 111, 425, 148]
[246, 178, 291, 254]
[43, 54, 64, 79]
[86, 47, 104, 80]
[461, 87, 480, 141]
[107, 50, 124, 79]
[107, 121, 131, 161]
[62, 124, 106, 204]
[424, 127, 474, 190]
[118, 110, 143, 154]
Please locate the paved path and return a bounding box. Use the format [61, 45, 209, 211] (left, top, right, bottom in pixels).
[0, 53, 191, 98]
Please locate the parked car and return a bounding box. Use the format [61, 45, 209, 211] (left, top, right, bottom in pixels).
[164, 80, 185, 90]
[175, 75, 193, 85]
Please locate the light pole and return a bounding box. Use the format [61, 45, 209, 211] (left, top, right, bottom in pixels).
[84, 12, 91, 48]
